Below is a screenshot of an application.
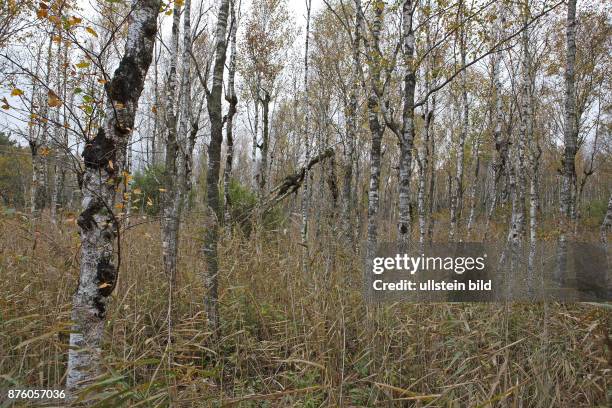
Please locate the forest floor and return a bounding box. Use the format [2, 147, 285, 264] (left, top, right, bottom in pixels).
[0, 212, 610, 407]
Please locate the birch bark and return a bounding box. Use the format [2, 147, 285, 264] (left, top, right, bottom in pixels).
[397, 0, 416, 246]
[301, 0, 312, 274]
[560, 0, 577, 228]
[357, 0, 385, 295]
[484, 7, 508, 240]
[204, 0, 231, 331]
[67, 0, 159, 393]
[449, 16, 468, 242]
[161, 2, 181, 285]
[556, 0, 577, 283]
[224, 0, 239, 224]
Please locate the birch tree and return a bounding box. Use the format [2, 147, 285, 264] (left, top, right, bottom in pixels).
[556, 0, 577, 281]
[224, 0, 239, 223]
[301, 0, 312, 274]
[356, 0, 385, 293]
[449, 3, 470, 242]
[67, 0, 160, 393]
[203, 0, 231, 332]
[161, 1, 181, 285]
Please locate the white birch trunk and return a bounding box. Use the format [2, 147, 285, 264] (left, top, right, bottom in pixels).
[465, 134, 481, 240]
[556, 0, 577, 283]
[67, 0, 159, 393]
[397, 0, 416, 246]
[160, 2, 181, 285]
[484, 6, 507, 240]
[204, 0, 231, 332]
[224, 0, 238, 224]
[301, 0, 312, 274]
[449, 20, 468, 242]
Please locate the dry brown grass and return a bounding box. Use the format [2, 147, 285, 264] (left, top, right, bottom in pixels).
[0, 212, 610, 407]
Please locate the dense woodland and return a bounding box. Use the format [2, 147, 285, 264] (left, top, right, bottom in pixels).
[0, 0, 611, 406]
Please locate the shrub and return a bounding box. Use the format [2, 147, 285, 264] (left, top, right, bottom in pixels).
[131, 164, 165, 215]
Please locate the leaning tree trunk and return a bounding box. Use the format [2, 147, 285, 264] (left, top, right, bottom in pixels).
[67, 0, 159, 394]
[204, 0, 231, 332]
[223, 0, 238, 224]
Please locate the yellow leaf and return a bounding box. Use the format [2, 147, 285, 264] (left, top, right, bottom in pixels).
[151, 105, 157, 113]
[11, 88, 23, 96]
[85, 26, 98, 37]
[40, 147, 51, 157]
[146, 198, 153, 206]
[37, 9, 48, 19]
[47, 90, 62, 107]
[114, 102, 125, 109]
[97, 78, 108, 84]
[76, 60, 90, 69]
[108, 160, 114, 170]
[158, 188, 167, 192]
[98, 282, 111, 289]
[2, 97, 10, 109]
[114, 202, 124, 210]
[175, 0, 184, 7]
[68, 16, 82, 26]
[165, 9, 173, 15]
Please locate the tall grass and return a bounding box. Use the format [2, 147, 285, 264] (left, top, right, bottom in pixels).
[0, 212, 610, 407]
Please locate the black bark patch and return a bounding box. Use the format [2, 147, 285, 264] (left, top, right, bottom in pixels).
[400, 224, 408, 234]
[82, 128, 116, 170]
[109, 56, 141, 104]
[28, 140, 37, 155]
[96, 257, 116, 297]
[93, 295, 106, 318]
[77, 198, 102, 231]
